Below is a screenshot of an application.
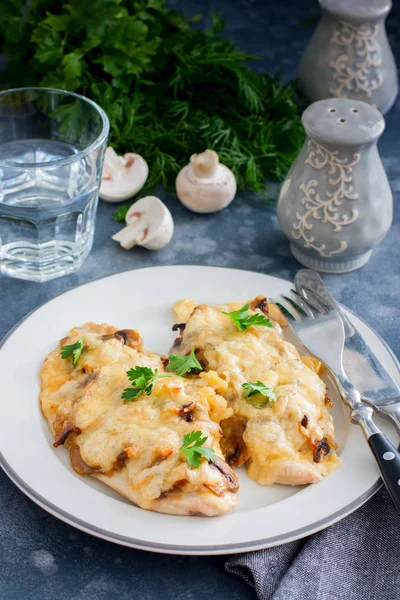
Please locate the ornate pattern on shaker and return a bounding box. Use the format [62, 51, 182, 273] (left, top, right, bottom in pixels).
[292, 138, 360, 258]
[329, 21, 383, 99]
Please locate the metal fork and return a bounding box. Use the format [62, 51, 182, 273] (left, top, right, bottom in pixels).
[272, 290, 400, 510]
[294, 268, 400, 432]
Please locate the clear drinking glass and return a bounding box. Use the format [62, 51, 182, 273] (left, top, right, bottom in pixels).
[0, 88, 109, 282]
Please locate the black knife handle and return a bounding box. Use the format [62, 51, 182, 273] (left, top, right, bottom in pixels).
[352, 405, 400, 511]
[368, 433, 400, 510]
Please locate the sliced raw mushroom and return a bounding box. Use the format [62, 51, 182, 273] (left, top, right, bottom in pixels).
[176, 149, 237, 213]
[112, 196, 174, 250]
[100, 147, 149, 203]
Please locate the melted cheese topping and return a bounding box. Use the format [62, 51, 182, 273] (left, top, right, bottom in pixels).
[172, 299, 341, 486]
[40, 323, 238, 516]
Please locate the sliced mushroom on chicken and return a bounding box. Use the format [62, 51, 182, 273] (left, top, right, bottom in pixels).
[220, 415, 249, 467]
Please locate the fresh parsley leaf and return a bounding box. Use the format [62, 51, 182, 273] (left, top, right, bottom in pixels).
[43, 13, 72, 33]
[122, 366, 171, 402]
[51, 101, 92, 145]
[222, 304, 273, 332]
[30, 24, 63, 67]
[60, 336, 85, 365]
[242, 381, 277, 408]
[167, 349, 202, 376]
[62, 51, 84, 80]
[121, 387, 143, 402]
[179, 431, 217, 468]
[113, 204, 131, 223]
[126, 366, 155, 384]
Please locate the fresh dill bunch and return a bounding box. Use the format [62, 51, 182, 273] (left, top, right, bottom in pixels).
[0, 0, 305, 218]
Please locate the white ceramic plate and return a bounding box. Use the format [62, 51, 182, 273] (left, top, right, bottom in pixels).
[0, 266, 398, 555]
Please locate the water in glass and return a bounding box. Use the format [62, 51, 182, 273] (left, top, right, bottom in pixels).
[0, 88, 109, 282]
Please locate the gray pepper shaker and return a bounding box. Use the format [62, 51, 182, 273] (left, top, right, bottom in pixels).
[299, 0, 398, 114]
[277, 98, 392, 273]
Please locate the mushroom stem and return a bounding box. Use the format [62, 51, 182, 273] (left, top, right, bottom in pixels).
[190, 150, 219, 178]
[112, 221, 144, 250]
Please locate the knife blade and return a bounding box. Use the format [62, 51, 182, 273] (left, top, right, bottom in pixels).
[294, 269, 400, 433]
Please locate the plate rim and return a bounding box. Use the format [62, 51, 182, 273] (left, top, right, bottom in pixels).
[0, 265, 397, 555]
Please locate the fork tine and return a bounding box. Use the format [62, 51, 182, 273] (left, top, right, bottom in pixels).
[295, 286, 329, 314]
[286, 290, 316, 318]
[278, 295, 303, 322]
[281, 294, 310, 319]
[271, 298, 297, 322]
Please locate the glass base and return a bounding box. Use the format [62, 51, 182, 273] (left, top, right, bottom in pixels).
[0, 239, 92, 282]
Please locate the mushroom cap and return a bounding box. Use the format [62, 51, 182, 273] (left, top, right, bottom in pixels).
[176, 150, 237, 213]
[100, 147, 149, 203]
[112, 196, 174, 250]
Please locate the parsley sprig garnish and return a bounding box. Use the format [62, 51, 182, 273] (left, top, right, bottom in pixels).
[60, 336, 85, 365]
[122, 366, 171, 402]
[242, 381, 277, 408]
[222, 303, 273, 332]
[179, 431, 217, 468]
[167, 349, 202, 377]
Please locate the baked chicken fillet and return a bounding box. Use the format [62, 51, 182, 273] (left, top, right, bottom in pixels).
[171, 297, 341, 486]
[40, 323, 238, 516]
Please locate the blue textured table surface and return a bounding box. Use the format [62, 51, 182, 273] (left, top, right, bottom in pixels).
[0, 1, 399, 599]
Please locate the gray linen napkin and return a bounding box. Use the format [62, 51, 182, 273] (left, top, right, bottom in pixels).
[226, 487, 399, 599]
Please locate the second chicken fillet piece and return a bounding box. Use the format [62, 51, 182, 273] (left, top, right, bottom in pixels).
[171, 296, 341, 486]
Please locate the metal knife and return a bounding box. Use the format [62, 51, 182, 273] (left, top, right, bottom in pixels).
[295, 269, 400, 433]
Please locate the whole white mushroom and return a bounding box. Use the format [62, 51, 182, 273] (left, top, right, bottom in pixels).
[112, 196, 174, 251]
[100, 147, 149, 203]
[175, 149, 236, 213]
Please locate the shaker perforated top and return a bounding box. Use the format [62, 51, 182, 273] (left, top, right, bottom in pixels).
[302, 98, 385, 147]
[319, 0, 391, 21]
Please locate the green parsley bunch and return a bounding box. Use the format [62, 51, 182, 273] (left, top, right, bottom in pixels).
[0, 0, 305, 211]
